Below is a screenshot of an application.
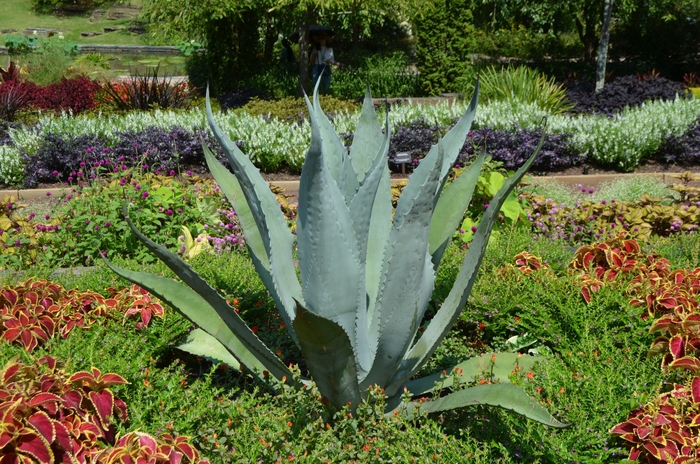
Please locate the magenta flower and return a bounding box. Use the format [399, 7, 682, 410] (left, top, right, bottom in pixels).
[142, 191, 149, 199]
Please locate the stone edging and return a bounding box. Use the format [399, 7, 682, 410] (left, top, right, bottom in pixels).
[0, 45, 185, 55]
[2, 172, 698, 201]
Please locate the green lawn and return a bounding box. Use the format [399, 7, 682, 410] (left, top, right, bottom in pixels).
[0, 0, 148, 45]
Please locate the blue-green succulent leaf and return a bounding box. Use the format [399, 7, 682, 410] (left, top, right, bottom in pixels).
[389, 384, 569, 428]
[436, 79, 480, 180]
[428, 152, 485, 269]
[313, 83, 347, 192]
[401, 353, 542, 396]
[361, 141, 444, 389]
[298, 92, 368, 372]
[178, 328, 241, 371]
[349, 84, 384, 183]
[102, 258, 292, 382]
[387, 133, 546, 394]
[205, 89, 302, 325]
[293, 300, 362, 409]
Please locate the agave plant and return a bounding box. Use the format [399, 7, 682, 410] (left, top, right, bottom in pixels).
[105, 81, 566, 426]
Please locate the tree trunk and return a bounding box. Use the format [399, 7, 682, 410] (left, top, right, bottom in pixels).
[263, 12, 276, 63]
[575, 5, 599, 64]
[297, 7, 313, 95]
[595, 0, 614, 91]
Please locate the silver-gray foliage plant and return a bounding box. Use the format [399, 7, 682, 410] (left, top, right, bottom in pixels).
[106, 80, 567, 427]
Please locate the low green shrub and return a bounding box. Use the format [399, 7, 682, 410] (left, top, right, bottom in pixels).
[16, 37, 80, 86]
[476, 65, 573, 114]
[1, 171, 246, 269]
[235, 95, 359, 123]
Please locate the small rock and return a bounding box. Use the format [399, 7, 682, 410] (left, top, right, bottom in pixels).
[1, 29, 18, 34]
[80, 31, 103, 37]
[89, 9, 106, 23]
[103, 26, 124, 33]
[22, 27, 64, 38]
[128, 21, 147, 34]
[106, 5, 141, 20]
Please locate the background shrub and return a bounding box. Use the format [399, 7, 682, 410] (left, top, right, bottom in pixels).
[331, 51, 420, 99]
[0, 81, 35, 122]
[31, 76, 100, 114]
[22, 126, 226, 187]
[219, 88, 270, 113]
[413, 0, 477, 96]
[235, 95, 359, 124]
[476, 65, 573, 114]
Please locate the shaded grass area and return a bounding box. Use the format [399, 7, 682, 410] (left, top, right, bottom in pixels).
[0, 0, 145, 45]
[2, 229, 699, 462]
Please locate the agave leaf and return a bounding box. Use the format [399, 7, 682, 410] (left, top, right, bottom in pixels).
[389, 383, 569, 428]
[361, 142, 444, 389]
[401, 353, 543, 396]
[298, 93, 369, 372]
[364, 164, 392, 325]
[203, 146, 296, 341]
[293, 301, 362, 409]
[312, 82, 348, 195]
[103, 260, 292, 382]
[349, 84, 384, 183]
[178, 328, 241, 371]
[205, 90, 302, 326]
[349, 111, 391, 270]
[428, 152, 485, 269]
[387, 132, 546, 395]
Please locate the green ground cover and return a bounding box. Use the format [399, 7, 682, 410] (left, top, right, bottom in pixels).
[0, 0, 146, 45]
[2, 230, 698, 462]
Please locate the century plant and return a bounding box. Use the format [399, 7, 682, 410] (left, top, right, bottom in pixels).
[105, 80, 566, 426]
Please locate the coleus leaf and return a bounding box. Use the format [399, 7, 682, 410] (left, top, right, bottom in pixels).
[26, 411, 56, 445]
[668, 356, 700, 372]
[16, 431, 54, 464]
[88, 390, 114, 430]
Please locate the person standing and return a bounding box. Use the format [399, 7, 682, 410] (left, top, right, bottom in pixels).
[311, 36, 334, 93]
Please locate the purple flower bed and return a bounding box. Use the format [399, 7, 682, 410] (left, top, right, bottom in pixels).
[654, 118, 700, 165]
[22, 126, 228, 188]
[564, 76, 689, 117]
[457, 128, 583, 172]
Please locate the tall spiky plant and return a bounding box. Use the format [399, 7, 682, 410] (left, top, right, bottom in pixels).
[105, 80, 566, 426]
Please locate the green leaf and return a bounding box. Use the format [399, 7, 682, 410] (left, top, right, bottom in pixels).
[392, 384, 569, 428]
[293, 301, 362, 410]
[178, 328, 241, 371]
[500, 192, 524, 224]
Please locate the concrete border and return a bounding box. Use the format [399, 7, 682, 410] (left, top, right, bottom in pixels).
[2, 171, 698, 201]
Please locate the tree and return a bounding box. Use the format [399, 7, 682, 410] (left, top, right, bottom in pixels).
[142, 0, 421, 94]
[595, 0, 613, 90]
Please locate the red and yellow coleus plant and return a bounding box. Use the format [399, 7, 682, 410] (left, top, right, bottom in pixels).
[0, 356, 208, 464]
[611, 378, 700, 463]
[568, 233, 671, 304]
[1, 279, 165, 352]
